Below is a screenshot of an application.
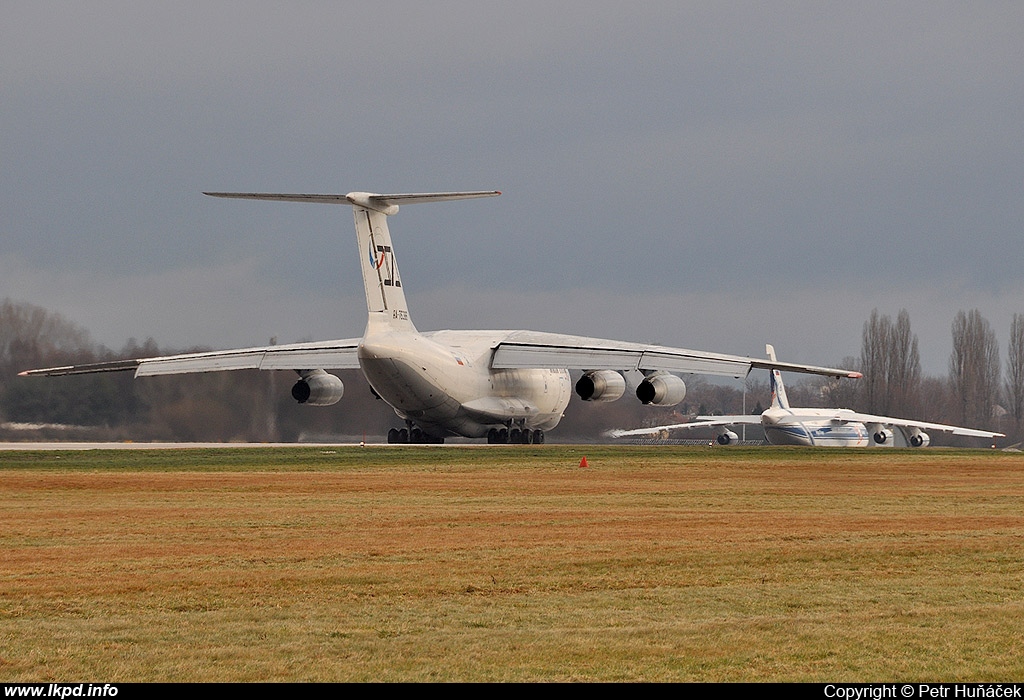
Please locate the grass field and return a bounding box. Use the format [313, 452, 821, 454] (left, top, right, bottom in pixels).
[1, 445, 1023, 682]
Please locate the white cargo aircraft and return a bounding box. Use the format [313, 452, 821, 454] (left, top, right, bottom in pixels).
[610, 344, 1003, 447]
[21, 191, 860, 444]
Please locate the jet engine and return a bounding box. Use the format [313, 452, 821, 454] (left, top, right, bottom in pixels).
[872, 428, 894, 445]
[908, 431, 931, 448]
[291, 369, 345, 406]
[716, 430, 739, 446]
[575, 370, 626, 402]
[636, 371, 686, 406]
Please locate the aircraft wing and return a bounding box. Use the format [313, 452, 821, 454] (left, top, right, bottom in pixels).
[607, 415, 762, 438]
[843, 412, 1004, 439]
[490, 330, 859, 379]
[18, 338, 362, 378]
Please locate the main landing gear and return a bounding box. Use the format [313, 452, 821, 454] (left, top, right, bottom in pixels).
[486, 426, 545, 444]
[384, 421, 545, 444]
[387, 421, 444, 444]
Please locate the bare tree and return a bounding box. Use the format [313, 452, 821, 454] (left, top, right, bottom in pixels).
[917, 375, 954, 425]
[816, 355, 861, 409]
[859, 309, 891, 413]
[949, 309, 1001, 429]
[0, 298, 93, 370]
[886, 309, 921, 417]
[857, 308, 920, 416]
[1005, 313, 1024, 440]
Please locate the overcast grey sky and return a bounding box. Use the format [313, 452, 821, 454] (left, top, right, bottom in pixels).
[3, 2, 1022, 375]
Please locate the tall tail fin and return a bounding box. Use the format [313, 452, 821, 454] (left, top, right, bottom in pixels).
[352, 203, 413, 329]
[204, 190, 500, 333]
[765, 344, 791, 410]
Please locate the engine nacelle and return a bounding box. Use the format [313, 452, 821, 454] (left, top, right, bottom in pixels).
[575, 370, 626, 402]
[909, 431, 931, 448]
[291, 369, 345, 406]
[872, 428, 894, 445]
[716, 430, 739, 446]
[636, 371, 687, 406]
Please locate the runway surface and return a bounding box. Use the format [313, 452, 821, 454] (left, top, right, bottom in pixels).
[0, 442, 369, 450]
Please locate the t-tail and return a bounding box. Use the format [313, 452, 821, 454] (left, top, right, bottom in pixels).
[350, 195, 413, 332]
[204, 190, 500, 334]
[765, 344, 791, 410]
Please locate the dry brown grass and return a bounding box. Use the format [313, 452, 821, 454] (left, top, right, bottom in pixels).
[1, 445, 1023, 681]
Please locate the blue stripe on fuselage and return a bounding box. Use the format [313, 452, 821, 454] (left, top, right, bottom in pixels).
[765, 422, 869, 447]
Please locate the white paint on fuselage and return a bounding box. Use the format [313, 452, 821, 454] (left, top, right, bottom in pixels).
[358, 325, 571, 438]
[760, 407, 871, 447]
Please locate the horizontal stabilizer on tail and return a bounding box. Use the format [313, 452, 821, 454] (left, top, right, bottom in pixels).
[204, 191, 500, 215]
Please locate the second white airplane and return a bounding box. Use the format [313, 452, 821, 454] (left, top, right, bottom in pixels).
[21, 191, 860, 444]
[610, 345, 1004, 447]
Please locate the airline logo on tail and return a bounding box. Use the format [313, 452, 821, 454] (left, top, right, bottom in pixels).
[367, 242, 400, 287]
[368, 241, 385, 270]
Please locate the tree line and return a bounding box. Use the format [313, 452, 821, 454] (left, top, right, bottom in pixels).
[573, 306, 1021, 445]
[852, 307, 1018, 441]
[0, 298, 1019, 444]
[0, 298, 398, 442]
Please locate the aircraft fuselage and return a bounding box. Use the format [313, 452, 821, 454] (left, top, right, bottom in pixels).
[358, 326, 571, 438]
[760, 408, 872, 447]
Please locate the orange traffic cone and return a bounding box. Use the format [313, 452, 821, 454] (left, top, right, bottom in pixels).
[579, 456, 588, 468]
